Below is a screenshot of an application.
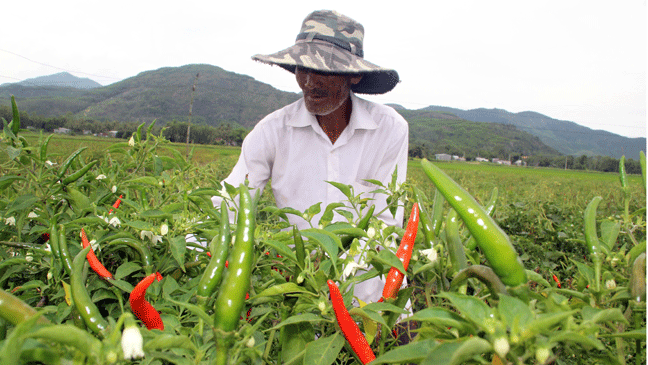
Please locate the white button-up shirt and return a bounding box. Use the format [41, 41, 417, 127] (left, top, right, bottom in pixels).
[221, 93, 409, 229]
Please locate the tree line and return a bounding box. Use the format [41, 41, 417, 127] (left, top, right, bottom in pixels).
[0, 106, 248, 146]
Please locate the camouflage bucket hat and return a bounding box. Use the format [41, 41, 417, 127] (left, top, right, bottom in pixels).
[252, 10, 399, 95]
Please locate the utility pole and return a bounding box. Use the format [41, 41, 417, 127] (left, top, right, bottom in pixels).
[186, 73, 200, 158]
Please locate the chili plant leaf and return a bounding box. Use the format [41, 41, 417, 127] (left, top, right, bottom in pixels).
[372, 338, 438, 364]
[404, 307, 473, 334]
[169, 235, 187, 269]
[302, 333, 345, 365]
[326, 181, 351, 199]
[251, 282, 313, 300]
[269, 313, 326, 330]
[0, 175, 26, 191]
[114, 261, 142, 280]
[438, 292, 493, 329]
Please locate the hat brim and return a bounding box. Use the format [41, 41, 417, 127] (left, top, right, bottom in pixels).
[252, 40, 399, 95]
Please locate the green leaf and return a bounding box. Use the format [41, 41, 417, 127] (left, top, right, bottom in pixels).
[269, 313, 326, 330]
[370, 249, 406, 275]
[126, 176, 159, 186]
[362, 302, 409, 315]
[0, 175, 26, 191]
[349, 307, 389, 327]
[302, 229, 342, 264]
[302, 334, 345, 365]
[438, 292, 493, 328]
[6, 146, 21, 160]
[581, 306, 628, 325]
[602, 328, 647, 339]
[251, 282, 313, 300]
[373, 338, 438, 364]
[600, 220, 621, 251]
[326, 181, 351, 199]
[144, 333, 197, 352]
[448, 337, 492, 365]
[319, 202, 346, 226]
[550, 331, 605, 350]
[262, 240, 297, 263]
[114, 261, 142, 280]
[169, 235, 187, 269]
[498, 295, 533, 329]
[420, 341, 465, 365]
[5, 194, 39, 216]
[138, 210, 172, 219]
[404, 307, 473, 333]
[307, 202, 322, 216]
[123, 220, 155, 231]
[165, 297, 213, 330]
[107, 279, 134, 293]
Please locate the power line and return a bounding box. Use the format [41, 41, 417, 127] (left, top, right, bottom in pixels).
[0, 49, 120, 81]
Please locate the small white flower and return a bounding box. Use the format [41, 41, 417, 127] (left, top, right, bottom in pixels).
[90, 239, 100, 252]
[367, 227, 376, 239]
[420, 248, 438, 263]
[150, 234, 163, 244]
[605, 279, 617, 290]
[128, 136, 135, 147]
[4, 217, 15, 226]
[43, 243, 51, 252]
[28, 212, 39, 218]
[342, 260, 368, 279]
[96, 174, 107, 180]
[47, 271, 53, 281]
[121, 325, 144, 359]
[160, 224, 168, 236]
[45, 160, 56, 166]
[108, 217, 121, 227]
[140, 230, 153, 240]
[493, 337, 510, 359]
[112, 185, 117, 193]
[219, 185, 231, 200]
[26, 253, 33, 262]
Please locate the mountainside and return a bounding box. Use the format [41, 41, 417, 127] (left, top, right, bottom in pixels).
[1, 72, 102, 89]
[1, 64, 643, 160]
[423, 106, 645, 160]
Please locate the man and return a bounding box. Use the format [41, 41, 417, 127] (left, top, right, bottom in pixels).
[219, 10, 409, 305]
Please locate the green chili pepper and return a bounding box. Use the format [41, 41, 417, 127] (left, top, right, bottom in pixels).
[213, 184, 256, 363]
[450, 265, 508, 299]
[465, 187, 499, 251]
[421, 159, 526, 287]
[445, 209, 468, 276]
[56, 147, 88, 180]
[40, 134, 53, 164]
[27, 324, 102, 362]
[341, 204, 375, 249]
[630, 253, 646, 303]
[430, 188, 445, 237]
[584, 196, 603, 294]
[61, 160, 99, 186]
[414, 187, 436, 249]
[10, 96, 20, 135]
[70, 246, 109, 336]
[106, 238, 153, 273]
[57, 224, 74, 277]
[0, 289, 50, 325]
[197, 200, 231, 308]
[293, 225, 306, 272]
[49, 224, 61, 263]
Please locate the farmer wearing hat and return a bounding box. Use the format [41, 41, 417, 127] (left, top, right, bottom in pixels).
[218, 10, 409, 306]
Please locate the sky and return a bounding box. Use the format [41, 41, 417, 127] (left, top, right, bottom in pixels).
[2, 1, 646, 139]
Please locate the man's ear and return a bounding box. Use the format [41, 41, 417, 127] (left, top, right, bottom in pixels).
[350, 74, 363, 85]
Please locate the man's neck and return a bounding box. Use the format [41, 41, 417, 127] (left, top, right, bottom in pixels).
[317, 95, 352, 144]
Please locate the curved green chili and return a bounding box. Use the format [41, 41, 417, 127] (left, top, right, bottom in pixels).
[342, 204, 375, 248]
[48, 224, 61, 263]
[421, 159, 526, 287]
[414, 187, 436, 249]
[27, 324, 102, 361]
[70, 246, 109, 336]
[584, 196, 603, 294]
[213, 185, 256, 364]
[106, 238, 153, 272]
[293, 225, 306, 272]
[445, 209, 468, 276]
[56, 147, 87, 180]
[0, 289, 50, 325]
[61, 160, 99, 186]
[57, 224, 74, 277]
[40, 134, 53, 163]
[450, 265, 508, 299]
[197, 200, 231, 308]
[465, 187, 499, 251]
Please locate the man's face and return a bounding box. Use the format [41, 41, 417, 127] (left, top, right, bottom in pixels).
[295, 67, 361, 116]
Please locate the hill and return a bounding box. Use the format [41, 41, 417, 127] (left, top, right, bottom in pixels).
[1, 64, 643, 159]
[422, 106, 645, 160]
[1, 72, 101, 89]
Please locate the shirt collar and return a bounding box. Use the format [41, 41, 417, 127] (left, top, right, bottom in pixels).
[287, 93, 379, 130]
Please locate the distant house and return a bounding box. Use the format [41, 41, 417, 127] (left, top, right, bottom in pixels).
[82, 130, 93, 135]
[107, 130, 118, 138]
[435, 153, 451, 161]
[514, 160, 527, 166]
[54, 127, 71, 134]
[492, 158, 511, 165]
[452, 155, 466, 161]
[475, 157, 489, 162]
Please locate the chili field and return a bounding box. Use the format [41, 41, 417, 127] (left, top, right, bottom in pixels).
[1, 105, 646, 365]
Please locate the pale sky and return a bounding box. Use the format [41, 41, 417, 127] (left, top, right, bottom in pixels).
[2, 1, 646, 139]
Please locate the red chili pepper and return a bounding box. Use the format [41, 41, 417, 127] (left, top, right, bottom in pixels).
[80, 228, 114, 280]
[552, 274, 561, 288]
[381, 204, 419, 300]
[327, 280, 375, 364]
[108, 194, 123, 214]
[129, 272, 164, 330]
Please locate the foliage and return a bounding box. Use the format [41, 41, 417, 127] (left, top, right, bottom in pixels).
[0, 99, 646, 364]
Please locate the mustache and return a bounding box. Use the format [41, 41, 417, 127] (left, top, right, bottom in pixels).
[306, 90, 328, 98]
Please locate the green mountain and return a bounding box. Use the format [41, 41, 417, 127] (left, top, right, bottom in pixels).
[1, 72, 102, 89]
[1, 64, 643, 159]
[422, 106, 645, 160]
